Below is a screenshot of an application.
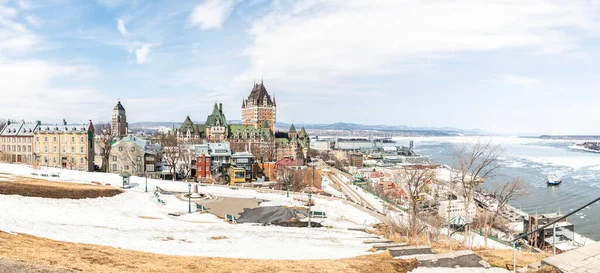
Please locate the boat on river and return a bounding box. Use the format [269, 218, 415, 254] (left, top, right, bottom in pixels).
[547, 174, 562, 186]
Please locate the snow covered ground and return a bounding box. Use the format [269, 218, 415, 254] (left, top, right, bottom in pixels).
[0, 163, 380, 260]
[321, 175, 345, 199]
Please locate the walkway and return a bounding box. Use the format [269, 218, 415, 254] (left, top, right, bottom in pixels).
[542, 241, 600, 272]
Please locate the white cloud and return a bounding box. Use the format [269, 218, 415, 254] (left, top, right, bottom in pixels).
[0, 3, 39, 53]
[497, 75, 541, 86]
[188, 0, 236, 30]
[17, 0, 30, 9]
[117, 18, 128, 36]
[237, 0, 600, 92]
[134, 44, 151, 64]
[0, 59, 108, 123]
[25, 15, 39, 26]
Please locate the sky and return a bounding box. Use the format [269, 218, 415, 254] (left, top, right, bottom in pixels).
[1, 0, 600, 135]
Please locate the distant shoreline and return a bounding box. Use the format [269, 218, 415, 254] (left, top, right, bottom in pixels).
[539, 135, 600, 140]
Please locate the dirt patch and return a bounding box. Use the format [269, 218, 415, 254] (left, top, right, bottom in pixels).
[475, 249, 549, 270]
[0, 177, 123, 199]
[0, 258, 76, 273]
[209, 235, 228, 240]
[138, 216, 161, 220]
[272, 220, 323, 228]
[0, 231, 418, 273]
[196, 196, 262, 218]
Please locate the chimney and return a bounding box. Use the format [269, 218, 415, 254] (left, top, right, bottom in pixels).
[36, 120, 41, 125]
[62, 119, 67, 125]
[7, 120, 10, 125]
[219, 103, 223, 112]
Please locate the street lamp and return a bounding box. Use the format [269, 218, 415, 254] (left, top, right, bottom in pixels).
[308, 193, 312, 228]
[286, 174, 290, 198]
[188, 183, 192, 213]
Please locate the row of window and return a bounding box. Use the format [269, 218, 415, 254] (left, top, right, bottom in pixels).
[35, 136, 85, 144]
[118, 146, 137, 152]
[1, 145, 31, 153]
[36, 146, 85, 154]
[43, 156, 85, 165]
[0, 137, 32, 143]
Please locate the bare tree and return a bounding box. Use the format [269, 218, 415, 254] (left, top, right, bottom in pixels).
[95, 122, 117, 172]
[400, 167, 435, 236]
[159, 134, 182, 180]
[177, 146, 193, 180]
[260, 141, 277, 162]
[482, 178, 528, 248]
[451, 139, 503, 244]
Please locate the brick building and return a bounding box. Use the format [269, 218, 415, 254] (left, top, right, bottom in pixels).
[242, 81, 276, 132]
[0, 120, 38, 163]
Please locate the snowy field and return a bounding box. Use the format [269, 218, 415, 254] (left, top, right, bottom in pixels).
[0, 163, 380, 260]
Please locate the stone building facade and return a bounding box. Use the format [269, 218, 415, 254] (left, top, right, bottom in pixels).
[32, 120, 95, 171]
[176, 103, 228, 143]
[112, 101, 127, 137]
[108, 135, 158, 176]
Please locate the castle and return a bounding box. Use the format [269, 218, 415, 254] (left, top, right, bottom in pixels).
[174, 81, 308, 162]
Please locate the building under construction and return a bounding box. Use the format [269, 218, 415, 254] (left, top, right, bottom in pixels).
[524, 213, 577, 252]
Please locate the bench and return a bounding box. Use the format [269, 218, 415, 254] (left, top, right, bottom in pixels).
[309, 211, 327, 218]
[196, 204, 207, 212]
[154, 192, 160, 198]
[157, 198, 166, 205]
[156, 186, 164, 192]
[41, 173, 49, 177]
[31, 173, 38, 176]
[229, 187, 239, 190]
[200, 184, 208, 187]
[225, 213, 237, 223]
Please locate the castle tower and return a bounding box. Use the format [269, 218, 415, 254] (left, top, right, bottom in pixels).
[112, 101, 127, 137]
[242, 81, 276, 132]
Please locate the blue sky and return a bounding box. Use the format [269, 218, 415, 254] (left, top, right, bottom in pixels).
[2, 0, 600, 135]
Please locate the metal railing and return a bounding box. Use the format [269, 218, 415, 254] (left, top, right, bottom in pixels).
[510, 196, 600, 273]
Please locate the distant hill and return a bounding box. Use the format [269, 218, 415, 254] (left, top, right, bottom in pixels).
[129, 121, 486, 135]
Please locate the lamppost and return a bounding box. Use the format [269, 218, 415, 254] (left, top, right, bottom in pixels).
[145, 173, 148, 193]
[286, 173, 290, 198]
[188, 183, 192, 213]
[308, 193, 312, 228]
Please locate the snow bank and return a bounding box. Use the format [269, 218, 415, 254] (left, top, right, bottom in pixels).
[0, 163, 381, 259]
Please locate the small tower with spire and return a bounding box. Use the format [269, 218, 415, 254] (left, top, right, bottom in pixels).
[111, 100, 127, 137]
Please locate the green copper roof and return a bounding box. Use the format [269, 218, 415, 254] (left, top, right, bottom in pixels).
[299, 126, 307, 137]
[289, 123, 296, 133]
[205, 103, 227, 126]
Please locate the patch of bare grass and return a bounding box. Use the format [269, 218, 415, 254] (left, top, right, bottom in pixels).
[0, 176, 123, 199]
[209, 235, 228, 240]
[138, 216, 161, 220]
[475, 249, 549, 270]
[0, 231, 419, 273]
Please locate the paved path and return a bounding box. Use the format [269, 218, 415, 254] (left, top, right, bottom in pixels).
[542, 241, 600, 272]
[196, 196, 262, 218]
